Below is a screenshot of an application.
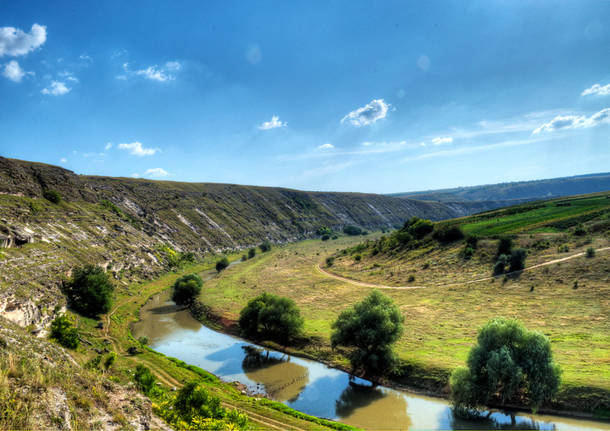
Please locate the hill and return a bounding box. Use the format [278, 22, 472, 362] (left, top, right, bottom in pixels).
[391, 172, 610, 203]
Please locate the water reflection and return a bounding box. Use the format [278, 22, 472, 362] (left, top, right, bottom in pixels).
[241, 346, 309, 402]
[450, 412, 553, 430]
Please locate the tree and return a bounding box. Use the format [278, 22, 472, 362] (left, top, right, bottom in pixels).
[496, 237, 513, 258]
[331, 290, 404, 376]
[248, 248, 256, 259]
[586, 247, 595, 258]
[50, 313, 79, 349]
[493, 254, 509, 275]
[343, 225, 363, 236]
[326, 256, 335, 267]
[238, 292, 304, 344]
[63, 265, 114, 317]
[134, 364, 156, 394]
[259, 240, 272, 252]
[450, 318, 561, 415]
[509, 248, 527, 272]
[171, 273, 203, 305]
[216, 256, 229, 272]
[433, 225, 464, 243]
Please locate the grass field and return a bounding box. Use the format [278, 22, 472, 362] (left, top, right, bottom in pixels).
[198, 235, 610, 415]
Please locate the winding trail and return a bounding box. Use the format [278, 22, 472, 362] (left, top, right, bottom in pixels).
[316, 246, 610, 290]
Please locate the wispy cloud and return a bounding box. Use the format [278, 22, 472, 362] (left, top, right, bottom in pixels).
[145, 168, 169, 177]
[341, 99, 390, 127]
[0, 23, 46, 57]
[259, 115, 286, 130]
[2, 60, 32, 82]
[59, 157, 67, 164]
[41, 81, 70, 96]
[581, 83, 610, 97]
[318, 143, 334, 150]
[117, 141, 159, 156]
[532, 108, 610, 134]
[104, 143, 113, 150]
[121, 61, 182, 82]
[431, 136, 453, 146]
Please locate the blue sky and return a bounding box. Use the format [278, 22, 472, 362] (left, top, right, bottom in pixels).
[0, 0, 608, 193]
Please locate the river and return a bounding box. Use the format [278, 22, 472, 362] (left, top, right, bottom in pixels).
[132, 290, 610, 430]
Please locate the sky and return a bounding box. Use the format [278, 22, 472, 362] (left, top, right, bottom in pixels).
[0, 0, 609, 193]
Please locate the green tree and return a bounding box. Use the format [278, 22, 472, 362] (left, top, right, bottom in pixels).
[496, 237, 513, 258]
[509, 248, 527, 272]
[175, 381, 223, 421]
[586, 247, 595, 258]
[450, 318, 561, 415]
[50, 313, 79, 349]
[216, 256, 230, 272]
[63, 265, 114, 317]
[248, 248, 257, 259]
[171, 273, 203, 305]
[493, 254, 509, 276]
[331, 290, 404, 376]
[343, 225, 363, 236]
[134, 364, 156, 395]
[238, 292, 304, 344]
[259, 240, 272, 252]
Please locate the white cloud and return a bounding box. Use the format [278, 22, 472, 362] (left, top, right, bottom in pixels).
[0, 23, 46, 57]
[259, 115, 286, 130]
[582, 83, 610, 97]
[431, 136, 453, 146]
[417, 54, 430, 71]
[79, 54, 93, 63]
[318, 143, 334, 150]
[246, 44, 262, 64]
[341, 99, 390, 126]
[532, 108, 610, 134]
[117, 141, 158, 156]
[133, 61, 182, 82]
[41, 81, 70, 96]
[58, 70, 78, 83]
[145, 168, 168, 177]
[59, 157, 67, 164]
[130, 173, 140, 178]
[2, 60, 32, 82]
[105, 142, 113, 150]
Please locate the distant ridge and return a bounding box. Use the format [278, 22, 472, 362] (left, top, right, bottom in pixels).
[390, 172, 610, 203]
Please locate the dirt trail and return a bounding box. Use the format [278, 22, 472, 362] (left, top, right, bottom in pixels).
[317, 246, 610, 290]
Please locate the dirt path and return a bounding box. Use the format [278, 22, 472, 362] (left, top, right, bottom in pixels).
[317, 246, 610, 290]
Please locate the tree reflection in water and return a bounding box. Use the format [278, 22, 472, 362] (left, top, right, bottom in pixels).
[241, 346, 309, 403]
[450, 410, 553, 430]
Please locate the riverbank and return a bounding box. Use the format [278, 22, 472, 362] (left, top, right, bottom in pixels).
[194, 237, 610, 421]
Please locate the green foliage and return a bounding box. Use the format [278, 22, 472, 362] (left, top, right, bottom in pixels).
[99, 199, 124, 217]
[586, 247, 596, 258]
[321, 234, 330, 241]
[215, 257, 230, 272]
[42, 189, 61, 204]
[465, 235, 479, 249]
[28, 201, 42, 214]
[238, 292, 304, 344]
[433, 225, 464, 243]
[331, 290, 404, 376]
[496, 237, 513, 257]
[354, 254, 362, 262]
[509, 248, 527, 272]
[461, 246, 475, 260]
[156, 244, 192, 269]
[63, 265, 114, 318]
[317, 226, 332, 236]
[241, 254, 247, 261]
[573, 224, 587, 236]
[134, 364, 156, 395]
[404, 217, 434, 239]
[343, 225, 363, 236]
[248, 248, 256, 259]
[49, 313, 79, 349]
[104, 352, 117, 370]
[138, 336, 149, 345]
[493, 254, 509, 276]
[259, 240, 272, 252]
[450, 318, 561, 414]
[326, 256, 335, 267]
[171, 273, 203, 305]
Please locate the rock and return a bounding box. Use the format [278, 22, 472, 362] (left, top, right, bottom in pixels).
[96, 321, 104, 329]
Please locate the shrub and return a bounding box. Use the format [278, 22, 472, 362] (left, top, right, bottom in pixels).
[171, 273, 203, 305]
[326, 256, 335, 267]
[493, 254, 509, 276]
[586, 247, 595, 258]
[354, 254, 362, 262]
[134, 364, 156, 394]
[462, 246, 475, 260]
[433, 225, 464, 243]
[216, 257, 230, 272]
[331, 290, 404, 376]
[404, 217, 434, 240]
[321, 234, 330, 241]
[138, 336, 149, 345]
[407, 275, 415, 282]
[50, 314, 79, 349]
[573, 225, 587, 236]
[343, 225, 363, 236]
[259, 241, 272, 252]
[248, 248, 256, 259]
[361, 230, 369, 236]
[450, 318, 561, 414]
[465, 235, 479, 249]
[317, 226, 332, 236]
[331, 235, 338, 240]
[63, 265, 114, 317]
[508, 248, 527, 272]
[43, 189, 61, 204]
[558, 244, 570, 253]
[104, 352, 117, 370]
[238, 292, 304, 343]
[241, 254, 247, 261]
[496, 237, 513, 257]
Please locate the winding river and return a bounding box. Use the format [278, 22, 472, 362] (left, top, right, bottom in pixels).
[132, 290, 610, 430]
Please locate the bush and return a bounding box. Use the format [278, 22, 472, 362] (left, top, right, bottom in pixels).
[134, 364, 156, 394]
[104, 352, 117, 370]
[238, 292, 304, 344]
[509, 248, 527, 272]
[171, 273, 203, 305]
[43, 189, 61, 204]
[465, 235, 479, 249]
[332, 291, 404, 376]
[450, 318, 560, 414]
[63, 265, 114, 318]
[248, 248, 256, 259]
[317, 226, 332, 236]
[573, 225, 587, 236]
[586, 247, 595, 258]
[241, 254, 248, 261]
[496, 237, 513, 258]
[433, 225, 464, 243]
[50, 314, 79, 349]
[493, 254, 509, 276]
[321, 234, 330, 241]
[354, 254, 362, 262]
[462, 246, 475, 260]
[407, 275, 415, 282]
[215, 257, 230, 272]
[343, 225, 363, 236]
[331, 235, 338, 240]
[361, 230, 369, 236]
[174, 382, 224, 421]
[259, 241, 272, 252]
[326, 256, 335, 267]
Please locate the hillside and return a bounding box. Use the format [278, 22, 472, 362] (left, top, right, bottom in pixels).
[391, 172, 610, 203]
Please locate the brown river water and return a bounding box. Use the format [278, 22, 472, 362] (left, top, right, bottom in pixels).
[132, 289, 610, 430]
